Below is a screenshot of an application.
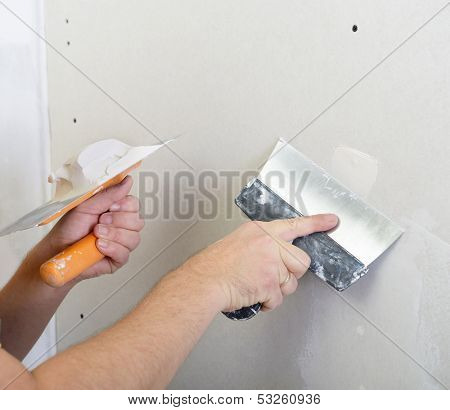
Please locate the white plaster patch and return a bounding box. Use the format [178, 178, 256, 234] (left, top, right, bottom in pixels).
[50, 139, 167, 201]
[331, 146, 378, 200]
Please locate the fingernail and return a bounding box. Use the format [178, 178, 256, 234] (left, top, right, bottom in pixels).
[325, 214, 339, 224]
[110, 203, 120, 212]
[101, 214, 113, 225]
[97, 225, 109, 237]
[97, 239, 108, 249]
[121, 175, 131, 184]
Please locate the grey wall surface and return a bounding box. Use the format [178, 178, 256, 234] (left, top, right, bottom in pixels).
[42, 0, 449, 388]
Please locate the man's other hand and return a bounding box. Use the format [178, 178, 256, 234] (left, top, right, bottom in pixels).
[45, 175, 144, 282]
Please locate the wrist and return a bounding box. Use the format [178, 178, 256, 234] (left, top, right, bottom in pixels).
[171, 264, 229, 314]
[31, 233, 61, 264]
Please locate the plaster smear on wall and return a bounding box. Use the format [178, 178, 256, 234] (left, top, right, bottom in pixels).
[331, 147, 378, 200]
[411, 220, 450, 377]
[293, 274, 442, 389]
[341, 216, 450, 387]
[386, 218, 450, 385]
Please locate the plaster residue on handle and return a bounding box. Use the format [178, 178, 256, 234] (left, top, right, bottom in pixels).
[331, 146, 378, 200]
[51, 253, 73, 273]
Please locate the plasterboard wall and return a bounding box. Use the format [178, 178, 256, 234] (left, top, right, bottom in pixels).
[43, 0, 449, 388]
[0, 0, 55, 368]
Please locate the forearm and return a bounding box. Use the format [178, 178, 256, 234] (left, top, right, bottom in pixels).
[0, 237, 75, 360]
[32, 267, 224, 389]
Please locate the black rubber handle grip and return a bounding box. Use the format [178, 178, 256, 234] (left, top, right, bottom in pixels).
[222, 303, 262, 321]
[235, 179, 367, 292]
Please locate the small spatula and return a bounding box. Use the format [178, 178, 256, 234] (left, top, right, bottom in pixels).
[0, 139, 166, 287]
[225, 139, 404, 321]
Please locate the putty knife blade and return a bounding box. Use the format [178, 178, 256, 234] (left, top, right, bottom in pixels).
[236, 139, 404, 291]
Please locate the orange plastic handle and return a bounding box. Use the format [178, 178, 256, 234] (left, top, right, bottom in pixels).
[40, 161, 142, 288]
[40, 233, 104, 287]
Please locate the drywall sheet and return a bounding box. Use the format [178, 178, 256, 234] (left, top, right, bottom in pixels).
[0, 0, 55, 368]
[43, 0, 449, 388]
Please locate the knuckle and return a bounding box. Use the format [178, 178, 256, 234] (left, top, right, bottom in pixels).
[126, 195, 139, 208]
[110, 227, 120, 242]
[264, 260, 280, 276]
[119, 251, 130, 264]
[291, 247, 310, 269]
[108, 213, 117, 225]
[131, 196, 140, 207]
[261, 267, 279, 291]
[261, 273, 275, 293]
[302, 251, 311, 267]
[288, 279, 299, 294]
[253, 234, 274, 250]
[270, 294, 283, 309]
[137, 217, 145, 230]
[286, 217, 297, 227]
[130, 234, 141, 250]
[286, 217, 302, 230]
[304, 215, 318, 228]
[135, 234, 141, 247]
[272, 300, 281, 310]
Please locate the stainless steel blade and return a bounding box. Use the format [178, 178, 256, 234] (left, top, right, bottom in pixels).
[0, 198, 75, 237]
[258, 139, 404, 266]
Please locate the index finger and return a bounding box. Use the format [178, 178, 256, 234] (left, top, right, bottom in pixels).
[264, 214, 339, 242]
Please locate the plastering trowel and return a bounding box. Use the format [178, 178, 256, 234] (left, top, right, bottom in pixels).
[0, 139, 167, 287]
[225, 139, 404, 321]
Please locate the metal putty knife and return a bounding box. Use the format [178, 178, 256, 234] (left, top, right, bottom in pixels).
[224, 139, 403, 321]
[0, 139, 166, 287]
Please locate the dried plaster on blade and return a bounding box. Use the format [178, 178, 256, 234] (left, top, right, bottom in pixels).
[48, 139, 166, 202]
[331, 146, 379, 200]
[0, 140, 169, 237]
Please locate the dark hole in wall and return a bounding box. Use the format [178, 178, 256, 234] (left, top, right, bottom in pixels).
[352, 25, 358, 32]
[80, 314, 84, 319]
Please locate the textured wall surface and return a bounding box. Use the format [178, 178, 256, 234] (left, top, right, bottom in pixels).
[43, 0, 449, 388]
[0, 0, 55, 368]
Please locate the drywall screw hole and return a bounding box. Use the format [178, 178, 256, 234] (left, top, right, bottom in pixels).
[80, 314, 84, 319]
[352, 25, 358, 32]
[73, 118, 77, 123]
[65, 18, 69, 24]
[67, 41, 71, 46]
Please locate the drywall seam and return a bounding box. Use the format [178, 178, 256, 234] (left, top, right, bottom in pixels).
[324, 219, 450, 388]
[332, 286, 448, 389]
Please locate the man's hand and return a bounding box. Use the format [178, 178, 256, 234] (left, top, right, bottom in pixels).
[46, 175, 144, 281]
[1, 212, 338, 389]
[183, 214, 339, 313]
[0, 175, 144, 361]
